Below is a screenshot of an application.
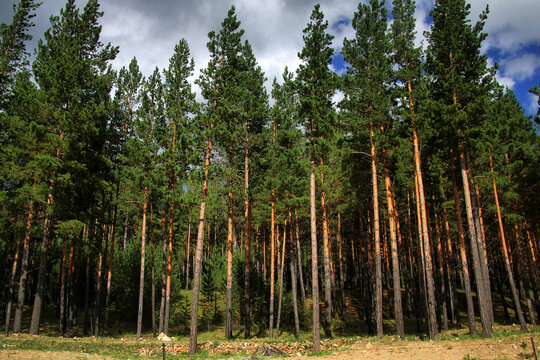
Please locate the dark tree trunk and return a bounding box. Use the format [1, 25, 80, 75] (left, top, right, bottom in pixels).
[289, 212, 301, 338]
[337, 213, 347, 322]
[13, 205, 33, 333]
[4, 227, 21, 334]
[490, 153, 527, 330]
[29, 186, 53, 335]
[83, 224, 91, 336]
[185, 217, 191, 290]
[93, 224, 106, 336]
[269, 189, 276, 338]
[370, 123, 383, 338]
[59, 236, 68, 335]
[295, 210, 306, 309]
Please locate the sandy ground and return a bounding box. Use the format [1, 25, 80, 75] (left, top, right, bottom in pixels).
[309, 332, 540, 360]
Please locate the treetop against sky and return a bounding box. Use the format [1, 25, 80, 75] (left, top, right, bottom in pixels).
[1, 0, 538, 115]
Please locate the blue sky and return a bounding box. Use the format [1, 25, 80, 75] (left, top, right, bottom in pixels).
[2, 0, 539, 116]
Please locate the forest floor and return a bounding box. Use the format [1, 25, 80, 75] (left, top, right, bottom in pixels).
[1, 325, 539, 359]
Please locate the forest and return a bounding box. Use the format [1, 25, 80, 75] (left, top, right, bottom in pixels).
[1, 0, 539, 355]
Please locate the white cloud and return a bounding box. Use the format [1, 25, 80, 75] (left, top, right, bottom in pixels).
[499, 54, 540, 82]
[469, 0, 540, 55]
[2, 0, 539, 112]
[529, 93, 539, 116]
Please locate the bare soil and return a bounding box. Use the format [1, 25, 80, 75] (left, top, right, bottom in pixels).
[311, 332, 539, 359]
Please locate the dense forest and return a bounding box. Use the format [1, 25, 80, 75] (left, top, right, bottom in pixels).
[1, 0, 539, 354]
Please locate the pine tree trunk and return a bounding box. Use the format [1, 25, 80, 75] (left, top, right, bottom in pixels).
[450, 150, 476, 334]
[123, 212, 129, 252]
[320, 163, 332, 338]
[440, 193, 459, 327]
[13, 203, 34, 334]
[244, 126, 251, 339]
[337, 213, 347, 322]
[515, 224, 536, 325]
[490, 153, 527, 330]
[93, 224, 106, 336]
[370, 123, 383, 338]
[67, 229, 79, 329]
[150, 211, 157, 337]
[412, 128, 438, 338]
[469, 170, 494, 327]
[459, 146, 492, 337]
[383, 162, 404, 338]
[276, 222, 287, 338]
[103, 180, 120, 336]
[14, 204, 33, 333]
[159, 227, 167, 333]
[289, 212, 301, 338]
[185, 216, 191, 290]
[189, 136, 212, 354]
[103, 211, 117, 336]
[29, 184, 53, 335]
[269, 189, 276, 338]
[225, 176, 234, 339]
[59, 236, 68, 335]
[4, 227, 21, 334]
[310, 158, 320, 351]
[136, 186, 149, 340]
[83, 224, 91, 336]
[164, 197, 174, 335]
[295, 210, 306, 308]
[434, 213, 449, 331]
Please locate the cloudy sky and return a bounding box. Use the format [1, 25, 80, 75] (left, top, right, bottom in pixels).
[2, 0, 539, 115]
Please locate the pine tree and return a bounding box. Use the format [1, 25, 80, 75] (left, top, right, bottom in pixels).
[342, 0, 412, 338]
[160, 38, 197, 335]
[426, 0, 493, 337]
[129, 68, 162, 339]
[0, 0, 40, 110]
[239, 40, 267, 339]
[102, 57, 144, 336]
[390, 0, 436, 338]
[189, 6, 244, 352]
[28, 0, 118, 334]
[297, 4, 336, 349]
[0, 0, 40, 334]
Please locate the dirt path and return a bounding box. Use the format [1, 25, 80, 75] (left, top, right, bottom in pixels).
[309, 332, 539, 360]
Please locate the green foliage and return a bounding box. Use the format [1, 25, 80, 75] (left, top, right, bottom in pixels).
[0, 0, 40, 108]
[297, 4, 337, 162]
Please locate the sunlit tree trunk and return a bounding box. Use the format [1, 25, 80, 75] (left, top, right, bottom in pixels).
[189, 135, 212, 353]
[383, 161, 404, 338]
[450, 150, 476, 334]
[320, 162, 332, 338]
[136, 187, 149, 340]
[459, 145, 492, 337]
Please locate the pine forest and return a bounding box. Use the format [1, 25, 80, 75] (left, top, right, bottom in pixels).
[1, 0, 540, 355]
